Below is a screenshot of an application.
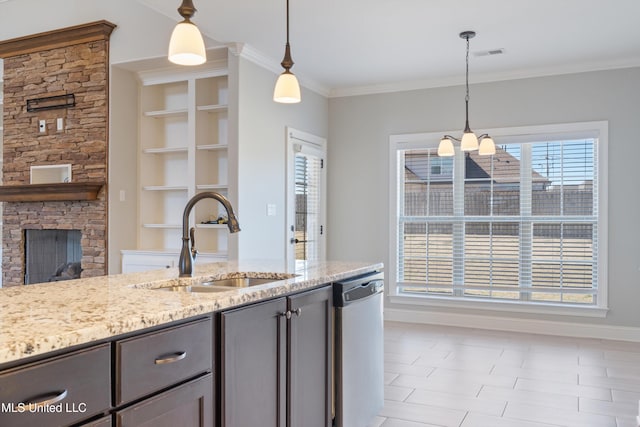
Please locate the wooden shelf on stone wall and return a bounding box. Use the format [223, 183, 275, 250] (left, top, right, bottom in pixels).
[0, 182, 105, 202]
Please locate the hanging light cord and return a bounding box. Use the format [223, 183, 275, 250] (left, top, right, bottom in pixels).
[286, 0, 290, 45]
[463, 33, 471, 133]
[465, 34, 470, 105]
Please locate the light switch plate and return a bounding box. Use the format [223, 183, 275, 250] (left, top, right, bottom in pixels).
[267, 204, 276, 216]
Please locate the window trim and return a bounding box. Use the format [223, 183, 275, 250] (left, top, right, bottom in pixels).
[388, 121, 609, 316]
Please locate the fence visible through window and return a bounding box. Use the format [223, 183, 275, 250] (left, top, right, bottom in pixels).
[396, 138, 598, 305]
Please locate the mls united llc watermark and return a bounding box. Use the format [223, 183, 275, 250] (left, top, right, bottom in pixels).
[1, 401, 87, 414]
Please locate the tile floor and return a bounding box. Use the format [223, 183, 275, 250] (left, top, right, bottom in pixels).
[371, 321, 640, 427]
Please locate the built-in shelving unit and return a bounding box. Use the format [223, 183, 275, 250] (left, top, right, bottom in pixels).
[137, 63, 230, 258]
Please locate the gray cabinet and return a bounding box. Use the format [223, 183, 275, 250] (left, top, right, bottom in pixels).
[116, 373, 213, 427]
[219, 285, 332, 427]
[0, 344, 111, 427]
[288, 286, 333, 427]
[115, 317, 212, 405]
[0, 316, 214, 427]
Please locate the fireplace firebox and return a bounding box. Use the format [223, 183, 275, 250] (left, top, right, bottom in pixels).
[24, 230, 82, 284]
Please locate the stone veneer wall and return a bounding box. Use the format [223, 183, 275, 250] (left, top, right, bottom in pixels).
[1, 24, 114, 286]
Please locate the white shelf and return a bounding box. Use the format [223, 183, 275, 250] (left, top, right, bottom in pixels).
[196, 184, 228, 190]
[142, 185, 188, 191]
[196, 144, 228, 151]
[144, 108, 188, 118]
[197, 104, 227, 113]
[143, 147, 188, 154]
[137, 70, 231, 256]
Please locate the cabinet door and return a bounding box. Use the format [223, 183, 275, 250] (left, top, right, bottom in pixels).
[116, 373, 213, 427]
[288, 286, 333, 427]
[220, 297, 287, 427]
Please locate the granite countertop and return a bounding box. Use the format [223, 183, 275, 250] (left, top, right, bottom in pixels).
[0, 260, 383, 366]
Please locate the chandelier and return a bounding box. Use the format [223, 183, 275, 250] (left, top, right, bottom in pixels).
[438, 31, 495, 156]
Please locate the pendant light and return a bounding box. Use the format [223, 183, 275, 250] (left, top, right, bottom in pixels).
[168, 0, 207, 66]
[438, 31, 495, 156]
[273, 0, 301, 103]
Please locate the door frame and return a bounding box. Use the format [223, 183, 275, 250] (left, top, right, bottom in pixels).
[285, 127, 327, 271]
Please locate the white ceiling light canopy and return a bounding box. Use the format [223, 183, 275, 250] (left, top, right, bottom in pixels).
[273, 0, 301, 103]
[168, 0, 207, 66]
[438, 31, 495, 157]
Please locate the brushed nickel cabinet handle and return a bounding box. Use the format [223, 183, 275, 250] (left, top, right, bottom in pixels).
[155, 351, 187, 365]
[279, 311, 292, 319]
[293, 308, 302, 317]
[22, 389, 68, 410]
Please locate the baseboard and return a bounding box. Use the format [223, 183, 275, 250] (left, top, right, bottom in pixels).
[384, 307, 640, 342]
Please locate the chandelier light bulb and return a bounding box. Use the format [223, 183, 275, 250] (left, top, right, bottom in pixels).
[460, 131, 479, 151]
[168, 21, 206, 66]
[478, 136, 496, 156]
[437, 138, 455, 157]
[168, 0, 206, 66]
[274, 70, 301, 103]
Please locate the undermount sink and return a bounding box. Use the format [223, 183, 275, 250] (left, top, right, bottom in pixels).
[199, 277, 276, 288]
[147, 274, 296, 293]
[156, 285, 232, 293]
[158, 277, 277, 293]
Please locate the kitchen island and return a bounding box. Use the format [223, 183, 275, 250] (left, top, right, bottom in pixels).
[0, 260, 383, 427]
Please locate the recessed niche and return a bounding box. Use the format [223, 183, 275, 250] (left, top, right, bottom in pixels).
[30, 164, 71, 184]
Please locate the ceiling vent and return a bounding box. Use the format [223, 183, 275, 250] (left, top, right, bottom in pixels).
[474, 48, 505, 57]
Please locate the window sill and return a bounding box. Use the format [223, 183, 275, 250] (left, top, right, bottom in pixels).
[389, 294, 609, 318]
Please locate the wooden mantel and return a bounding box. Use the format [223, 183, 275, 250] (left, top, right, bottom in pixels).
[0, 182, 105, 202]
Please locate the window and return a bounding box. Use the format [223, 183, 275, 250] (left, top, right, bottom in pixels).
[389, 122, 608, 314]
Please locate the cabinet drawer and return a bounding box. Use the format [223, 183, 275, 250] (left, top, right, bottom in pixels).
[0, 343, 111, 427]
[116, 317, 212, 405]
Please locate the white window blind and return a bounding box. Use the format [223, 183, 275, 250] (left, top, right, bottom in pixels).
[295, 152, 322, 262]
[394, 130, 602, 306]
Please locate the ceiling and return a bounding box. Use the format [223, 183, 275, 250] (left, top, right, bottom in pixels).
[18, 0, 640, 97]
[138, 0, 640, 97]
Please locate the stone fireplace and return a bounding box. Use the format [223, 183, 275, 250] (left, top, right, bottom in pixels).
[0, 21, 115, 286]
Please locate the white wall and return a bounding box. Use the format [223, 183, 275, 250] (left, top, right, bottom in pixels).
[108, 67, 139, 274]
[0, 0, 183, 65]
[328, 67, 640, 328]
[235, 56, 328, 264]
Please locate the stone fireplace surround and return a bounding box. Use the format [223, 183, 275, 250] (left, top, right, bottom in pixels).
[0, 21, 115, 286]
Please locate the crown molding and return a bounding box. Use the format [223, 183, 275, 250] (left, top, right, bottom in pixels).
[330, 58, 640, 98]
[0, 20, 116, 58]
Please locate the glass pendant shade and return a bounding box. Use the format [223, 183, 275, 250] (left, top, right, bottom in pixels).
[273, 70, 301, 103]
[168, 21, 206, 66]
[437, 138, 455, 157]
[460, 131, 479, 151]
[478, 136, 496, 156]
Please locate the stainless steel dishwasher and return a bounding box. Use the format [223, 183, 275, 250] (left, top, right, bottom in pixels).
[334, 271, 384, 427]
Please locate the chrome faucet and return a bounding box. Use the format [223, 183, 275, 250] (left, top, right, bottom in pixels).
[178, 192, 241, 277]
